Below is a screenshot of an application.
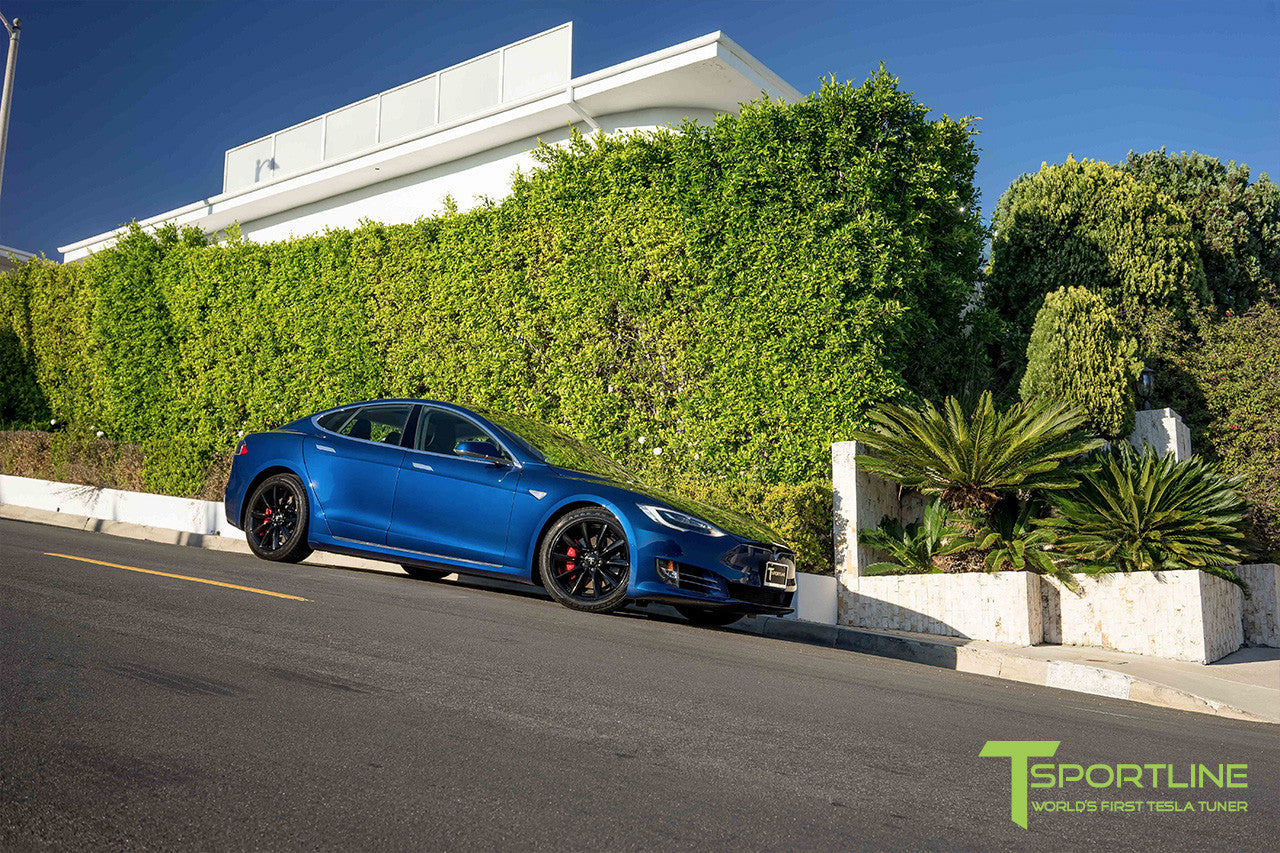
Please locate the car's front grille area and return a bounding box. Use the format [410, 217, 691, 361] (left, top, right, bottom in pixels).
[678, 567, 726, 598]
[726, 581, 791, 608]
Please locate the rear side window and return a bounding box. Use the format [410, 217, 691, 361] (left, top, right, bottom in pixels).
[316, 410, 354, 432]
[337, 404, 413, 445]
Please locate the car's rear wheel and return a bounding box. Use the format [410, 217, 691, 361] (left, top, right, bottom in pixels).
[245, 473, 312, 563]
[401, 564, 451, 581]
[539, 507, 631, 613]
[675, 606, 745, 628]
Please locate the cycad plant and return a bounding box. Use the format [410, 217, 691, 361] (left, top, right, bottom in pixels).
[860, 500, 971, 575]
[1038, 443, 1250, 591]
[960, 497, 1078, 589]
[850, 392, 1103, 517]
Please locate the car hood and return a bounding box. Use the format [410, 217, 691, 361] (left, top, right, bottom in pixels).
[552, 468, 788, 549]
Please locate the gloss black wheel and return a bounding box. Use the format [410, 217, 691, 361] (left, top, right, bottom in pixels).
[245, 473, 312, 563]
[538, 507, 631, 613]
[675, 606, 745, 628]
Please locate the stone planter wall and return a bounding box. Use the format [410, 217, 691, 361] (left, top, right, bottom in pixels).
[1041, 570, 1244, 663]
[839, 572, 1042, 646]
[1234, 564, 1280, 648]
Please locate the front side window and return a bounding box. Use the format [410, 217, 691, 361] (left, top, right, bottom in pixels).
[414, 408, 507, 459]
[337, 404, 412, 445]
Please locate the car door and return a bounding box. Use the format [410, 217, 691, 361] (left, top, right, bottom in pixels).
[387, 407, 520, 569]
[304, 402, 412, 544]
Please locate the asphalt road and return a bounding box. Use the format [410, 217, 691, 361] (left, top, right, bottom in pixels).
[2, 517, 1277, 851]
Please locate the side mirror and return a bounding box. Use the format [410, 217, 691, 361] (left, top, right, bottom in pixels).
[455, 440, 508, 465]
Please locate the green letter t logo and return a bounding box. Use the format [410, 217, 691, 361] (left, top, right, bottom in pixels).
[980, 740, 1060, 828]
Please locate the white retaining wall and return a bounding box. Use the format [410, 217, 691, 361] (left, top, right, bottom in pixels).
[841, 572, 1043, 646]
[1236, 564, 1280, 648]
[1042, 571, 1245, 663]
[786, 572, 838, 625]
[0, 474, 236, 538]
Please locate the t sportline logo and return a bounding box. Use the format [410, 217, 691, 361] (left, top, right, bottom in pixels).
[980, 741, 1249, 829]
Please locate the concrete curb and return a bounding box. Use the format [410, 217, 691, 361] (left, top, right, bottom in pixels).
[731, 614, 1275, 724]
[3, 502, 1272, 724]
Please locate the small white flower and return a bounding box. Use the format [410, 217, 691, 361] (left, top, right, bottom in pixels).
[638, 436, 646, 445]
[653, 447, 662, 456]
[692, 453, 700, 461]
[50, 419, 57, 426]
[237, 430, 244, 438]
[95, 430, 104, 438]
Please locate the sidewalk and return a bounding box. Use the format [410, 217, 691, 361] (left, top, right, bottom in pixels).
[4, 501, 1277, 724]
[734, 615, 1280, 724]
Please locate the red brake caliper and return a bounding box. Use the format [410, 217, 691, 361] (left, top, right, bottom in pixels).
[565, 546, 577, 579]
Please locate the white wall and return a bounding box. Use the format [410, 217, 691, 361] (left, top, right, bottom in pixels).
[237, 108, 716, 245]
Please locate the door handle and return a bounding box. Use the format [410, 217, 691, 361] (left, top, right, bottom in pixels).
[412, 461, 434, 472]
[315, 443, 336, 453]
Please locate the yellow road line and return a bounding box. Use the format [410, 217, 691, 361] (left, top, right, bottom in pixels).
[44, 553, 310, 602]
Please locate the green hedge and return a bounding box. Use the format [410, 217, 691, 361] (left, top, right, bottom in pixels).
[0, 71, 986, 572]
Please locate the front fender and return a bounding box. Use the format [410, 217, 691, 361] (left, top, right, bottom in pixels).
[518, 493, 645, 592]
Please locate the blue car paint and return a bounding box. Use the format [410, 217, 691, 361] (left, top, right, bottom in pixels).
[226, 400, 795, 614]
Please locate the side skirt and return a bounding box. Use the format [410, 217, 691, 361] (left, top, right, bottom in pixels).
[307, 533, 536, 585]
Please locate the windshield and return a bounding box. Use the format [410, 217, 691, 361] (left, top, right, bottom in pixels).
[480, 411, 636, 481]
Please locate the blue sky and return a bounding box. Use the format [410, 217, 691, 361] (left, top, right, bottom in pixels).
[2, 0, 1276, 259]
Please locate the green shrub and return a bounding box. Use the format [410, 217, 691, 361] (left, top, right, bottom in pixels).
[859, 500, 966, 575]
[1020, 286, 1141, 439]
[670, 477, 833, 575]
[0, 69, 984, 551]
[1038, 443, 1249, 591]
[986, 157, 1206, 385]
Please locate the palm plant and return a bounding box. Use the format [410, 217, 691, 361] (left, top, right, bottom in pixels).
[1037, 443, 1250, 592]
[860, 500, 971, 575]
[959, 497, 1079, 589]
[850, 392, 1103, 517]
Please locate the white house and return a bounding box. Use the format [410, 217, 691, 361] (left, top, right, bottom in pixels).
[0, 243, 34, 272]
[58, 24, 800, 262]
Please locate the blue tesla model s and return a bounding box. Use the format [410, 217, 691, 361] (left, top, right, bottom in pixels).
[224, 400, 796, 624]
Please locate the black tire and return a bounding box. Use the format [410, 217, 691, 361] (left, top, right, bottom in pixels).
[538, 507, 631, 614]
[401, 564, 451, 581]
[676, 606, 745, 628]
[244, 473, 313, 563]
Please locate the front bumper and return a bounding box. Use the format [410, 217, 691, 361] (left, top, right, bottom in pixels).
[631, 532, 797, 615]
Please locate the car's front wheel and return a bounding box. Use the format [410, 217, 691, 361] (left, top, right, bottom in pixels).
[245, 473, 313, 563]
[539, 507, 631, 613]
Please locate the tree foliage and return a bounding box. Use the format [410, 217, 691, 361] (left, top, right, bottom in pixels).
[1122, 148, 1280, 313]
[985, 156, 1206, 384]
[1167, 304, 1280, 558]
[1020, 286, 1140, 439]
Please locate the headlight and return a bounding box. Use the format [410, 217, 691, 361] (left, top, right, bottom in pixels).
[637, 504, 725, 537]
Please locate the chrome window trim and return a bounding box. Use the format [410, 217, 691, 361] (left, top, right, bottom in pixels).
[311, 403, 414, 448]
